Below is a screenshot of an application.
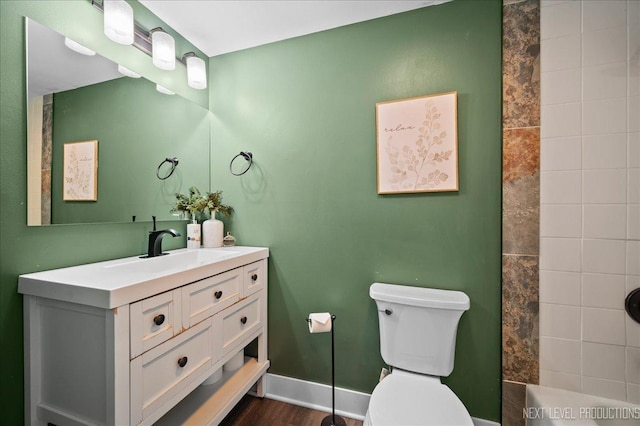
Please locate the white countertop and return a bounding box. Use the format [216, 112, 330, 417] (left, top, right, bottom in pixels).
[18, 247, 269, 309]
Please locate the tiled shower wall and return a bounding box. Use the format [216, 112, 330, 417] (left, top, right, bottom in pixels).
[540, 0, 640, 403]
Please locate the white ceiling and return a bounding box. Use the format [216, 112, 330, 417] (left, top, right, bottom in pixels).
[138, 1, 450, 58]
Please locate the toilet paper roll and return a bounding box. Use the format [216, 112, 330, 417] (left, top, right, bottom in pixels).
[201, 368, 223, 386]
[308, 312, 332, 333]
[223, 349, 244, 372]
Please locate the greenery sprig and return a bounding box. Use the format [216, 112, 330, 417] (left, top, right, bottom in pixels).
[170, 186, 233, 223]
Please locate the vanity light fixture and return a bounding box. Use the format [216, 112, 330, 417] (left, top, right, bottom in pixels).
[183, 52, 207, 90]
[103, 0, 134, 45]
[117, 64, 141, 78]
[150, 28, 175, 71]
[156, 84, 175, 95]
[93, 1, 207, 91]
[64, 37, 96, 56]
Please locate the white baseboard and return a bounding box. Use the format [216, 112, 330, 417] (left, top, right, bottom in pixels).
[263, 373, 501, 425]
[264, 373, 370, 421]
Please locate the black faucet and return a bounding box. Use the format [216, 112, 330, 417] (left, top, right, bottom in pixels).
[142, 216, 181, 258]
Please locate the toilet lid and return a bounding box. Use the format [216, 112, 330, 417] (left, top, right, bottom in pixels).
[367, 372, 473, 426]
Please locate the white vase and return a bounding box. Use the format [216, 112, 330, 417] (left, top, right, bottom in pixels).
[202, 214, 223, 248]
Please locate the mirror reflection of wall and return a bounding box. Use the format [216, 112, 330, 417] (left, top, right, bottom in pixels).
[26, 18, 210, 226]
[27, 93, 52, 225]
[27, 18, 122, 226]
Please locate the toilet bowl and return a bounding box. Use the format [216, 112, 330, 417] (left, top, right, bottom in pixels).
[364, 370, 472, 426]
[365, 283, 472, 426]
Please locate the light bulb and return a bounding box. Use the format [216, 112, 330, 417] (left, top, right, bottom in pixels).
[185, 54, 207, 90]
[64, 37, 96, 56]
[103, 0, 134, 45]
[151, 29, 175, 71]
[156, 84, 174, 95]
[117, 65, 141, 78]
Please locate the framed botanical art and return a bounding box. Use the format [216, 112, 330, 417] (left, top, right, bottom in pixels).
[376, 91, 458, 194]
[63, 140, 98, 201]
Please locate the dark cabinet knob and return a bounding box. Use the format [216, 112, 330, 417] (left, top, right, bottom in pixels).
[251, 274, 258, 281]
[214, 290, 223, 299]
[240, 316, 248, 325]
[177, 356, 188, 368]
[153, 314, 165, 326]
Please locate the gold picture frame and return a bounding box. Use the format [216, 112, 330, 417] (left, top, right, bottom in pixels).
[376, 91, 458, 194]
[63, 140, 98, 201]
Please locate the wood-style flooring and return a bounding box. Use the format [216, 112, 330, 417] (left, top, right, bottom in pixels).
[219, 395, 364, 426]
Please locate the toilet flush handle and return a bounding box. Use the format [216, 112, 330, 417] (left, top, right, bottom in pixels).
[379, 308, 392, 316]
[626, 288, 640, 324]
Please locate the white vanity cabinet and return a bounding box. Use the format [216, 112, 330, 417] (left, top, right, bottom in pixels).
[19, 247, 269, 426]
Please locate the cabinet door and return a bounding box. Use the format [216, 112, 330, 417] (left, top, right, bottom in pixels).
[130, 289, 182, 359]
[182, 267, 241, 328]
[217, 292, 262, 358]
[130, 318, 214, 425]
[243, 260, 266, 298]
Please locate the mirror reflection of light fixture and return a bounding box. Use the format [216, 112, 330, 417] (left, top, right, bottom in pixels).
[183, 52, 207, 90]
[64, 37, 96, 56]
[156, 84, 175, 95]
[117, 64, 141, 78]
[103, 0, 134, 45]
[150, 28, 175, 71]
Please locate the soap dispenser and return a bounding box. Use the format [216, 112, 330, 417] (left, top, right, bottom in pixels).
[187, 218, 201, 249]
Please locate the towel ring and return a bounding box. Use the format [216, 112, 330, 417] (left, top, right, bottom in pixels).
[156, 157, 179, 180]
[229, 151, 253, 176]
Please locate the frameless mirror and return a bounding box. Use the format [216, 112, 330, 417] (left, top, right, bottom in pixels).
[26, 18, 210, 226]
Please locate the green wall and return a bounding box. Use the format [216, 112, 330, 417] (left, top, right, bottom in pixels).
[209, 0, 502, 421]
[51, 77, 210, 224]
[0, 1, 201, 423]
[1, 0, 502, 423]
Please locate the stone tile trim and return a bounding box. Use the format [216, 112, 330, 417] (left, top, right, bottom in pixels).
[501, 0, 541, 408]
[502, 254, 540, 384]
[502, 380, 527, 426]
[503, 0, 540, 130]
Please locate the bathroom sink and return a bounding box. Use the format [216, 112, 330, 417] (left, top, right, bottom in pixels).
[104, 248, 241, 275]
[18, 246, 268, 309]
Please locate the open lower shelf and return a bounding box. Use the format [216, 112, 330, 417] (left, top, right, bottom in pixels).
[155, 357, 270, 426]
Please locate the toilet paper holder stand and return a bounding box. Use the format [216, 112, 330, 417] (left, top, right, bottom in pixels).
[306, 314, 346, 426]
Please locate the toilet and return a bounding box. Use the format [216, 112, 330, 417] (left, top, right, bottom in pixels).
[365, 282, 473, 426]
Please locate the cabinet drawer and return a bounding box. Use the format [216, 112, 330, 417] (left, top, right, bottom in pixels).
[243, 260, 266, 298]
[182, 268, 241, 328]
[130, 319, 214, 425]
[130, 289, 182, 359]
[218, 292, 262, 358]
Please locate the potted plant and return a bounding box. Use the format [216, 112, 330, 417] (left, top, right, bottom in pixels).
[171, 187, 233, 248]
[170, 187, 232, 222]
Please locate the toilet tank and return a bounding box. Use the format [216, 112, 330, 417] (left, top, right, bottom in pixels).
[370, 283, 470, 377]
